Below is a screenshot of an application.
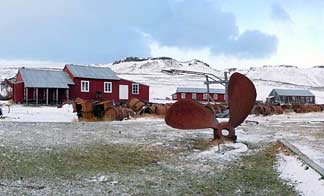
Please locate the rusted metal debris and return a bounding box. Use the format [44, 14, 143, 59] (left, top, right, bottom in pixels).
[72, 97, 172, 121]
[165, 72, 257, 142]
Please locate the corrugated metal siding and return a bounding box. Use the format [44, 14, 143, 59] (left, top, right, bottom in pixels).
[19, 68, 74, 88]
[176, 87, 225, 94]
[65, 64, 120, 80]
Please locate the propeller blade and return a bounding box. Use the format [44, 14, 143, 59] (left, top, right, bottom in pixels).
[228, 72, 257, 128]
[165, 99, 218, 130]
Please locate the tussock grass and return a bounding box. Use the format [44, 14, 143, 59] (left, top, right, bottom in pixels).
[131, 144, 297, 195]
[0, 144, 169, 180]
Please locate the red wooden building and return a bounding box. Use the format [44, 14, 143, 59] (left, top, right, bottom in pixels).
[13, 68, 74, 104]
[172, 87, 225, 102]
[13, 65, 149, 105]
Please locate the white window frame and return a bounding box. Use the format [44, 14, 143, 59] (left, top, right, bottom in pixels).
[81, 80, 89, 92]
[104, 82, 112, 93]
[203, 93, 208, 100]
[173, 94, 177, 99]
[192, 93, 197, 100]
[181, 93, 186, 99]
[213, 94, 218, 100]
[132, 83, 139, 94]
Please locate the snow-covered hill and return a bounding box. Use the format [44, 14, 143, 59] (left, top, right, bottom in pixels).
[103, 58, 324, 103]
[1, 57, 324, 103]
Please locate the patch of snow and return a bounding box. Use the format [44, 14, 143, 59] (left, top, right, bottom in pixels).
[194, 142, 248, 162]
[0, 104, 77, 122]
[277, 153, 324, 196]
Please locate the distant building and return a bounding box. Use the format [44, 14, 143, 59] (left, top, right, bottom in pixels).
[267, 89, 315, 104]
[172, 87, 225, 102]
[13, 65, 149, 105]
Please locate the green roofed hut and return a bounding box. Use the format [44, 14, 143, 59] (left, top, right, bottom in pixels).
[267, 88, 315, 105]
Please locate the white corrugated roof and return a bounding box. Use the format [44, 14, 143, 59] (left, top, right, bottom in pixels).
[176, 87, 225, 94]
[20, 68, 74, 88]
[66, 64, 120, 80]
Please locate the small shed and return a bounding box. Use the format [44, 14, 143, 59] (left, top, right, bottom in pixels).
[267, 89, 315, 105]
[172, 87, 225, 102]
[13, 68, 74, 104]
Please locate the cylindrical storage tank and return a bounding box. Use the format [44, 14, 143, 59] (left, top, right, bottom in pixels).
[275, 106, 283, 114]
[104, 107, 121, 121]
[149, 104, 158, 114]
[155, 104, 168, 115]
[81, 101, 94, 113]
[252, 105, 262, 116]
[127, 98, 145, 112]
[81, 112, 94, 121]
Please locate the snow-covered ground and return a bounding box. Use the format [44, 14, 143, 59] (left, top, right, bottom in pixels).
[242, 112, 324, 196]
[0, 101, 77, 122]
[277, 153, 324, 196]
[1, 58, 324, 194]
[0, 103, 324, 194]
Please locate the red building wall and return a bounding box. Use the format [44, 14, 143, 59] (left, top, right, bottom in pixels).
[119, 79, 150, 102]
[67, 78, 149, 102]
[68, 77, 120, 101]
[13, 67, 150, 104]
[64, 66, 149, 102]
[13, 82, 24, 103]
[173, 92, 225, 102]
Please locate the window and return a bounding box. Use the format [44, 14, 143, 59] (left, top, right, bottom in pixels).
[104, 82, 112, 93]
[192, 93, 197, 100]
[213, 94, 218, 100]
[132, 83, 139, 94]
[173, 94, 177, 99]
[203, 93, 208, 100]
[181, 93, 186, 99]
[81, 80, 89, 92]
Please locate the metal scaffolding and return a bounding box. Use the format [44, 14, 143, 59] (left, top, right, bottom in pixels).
[162, 69, 229, 104]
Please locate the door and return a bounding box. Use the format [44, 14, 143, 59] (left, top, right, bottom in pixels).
[119, 85, 129, 100]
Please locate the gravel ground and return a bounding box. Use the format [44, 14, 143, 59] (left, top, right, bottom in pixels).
[0, 113, 323, 195]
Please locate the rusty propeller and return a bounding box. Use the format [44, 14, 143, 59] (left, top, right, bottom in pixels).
[165, 72, 256, 142]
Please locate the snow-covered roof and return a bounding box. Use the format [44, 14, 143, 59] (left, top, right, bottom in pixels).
[176, 87, 225, 94]
[19, 68, 74, 89]
[66, 64, 120, 80]
[271, 89, 315, 97]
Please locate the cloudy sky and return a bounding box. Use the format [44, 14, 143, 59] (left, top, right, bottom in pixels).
[0, 0, 323, 68]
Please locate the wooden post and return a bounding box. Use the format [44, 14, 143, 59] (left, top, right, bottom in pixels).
[53, 89, 55, 102]
[35, 88, 38, 105]
[46, 88, 49, 105]
[56, 88, 59, 105]
[278, 139, 324, 177]
[66, 89, 69, 101]
[25, 88, 28, 105]
[33, 88, 35, 103]
[205, 75, 210, 104]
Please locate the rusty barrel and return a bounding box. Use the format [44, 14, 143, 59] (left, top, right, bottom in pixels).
[127, 98, 145, 112]
[252, 105, 263, 116]
[72, 97, 84, 113]
[104, 107, 136, 121]
[153, 104, 169, 115]
[78, 100, 95, 120]
[94, 100, 114, 118]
